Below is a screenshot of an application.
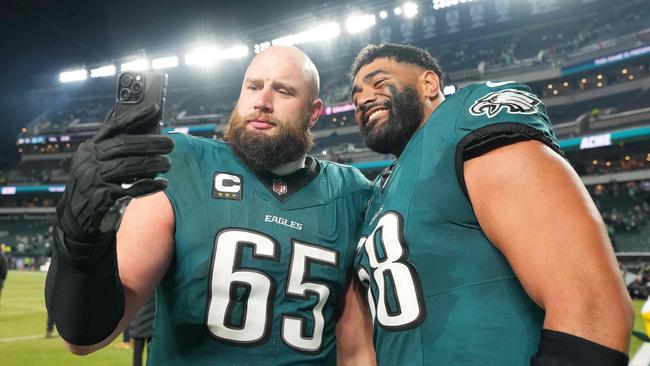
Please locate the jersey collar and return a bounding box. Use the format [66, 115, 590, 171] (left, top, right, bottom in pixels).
[255, 156, 321, 202]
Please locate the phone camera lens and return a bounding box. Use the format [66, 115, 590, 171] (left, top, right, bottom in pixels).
[131, 81, 143, 93]
[119, 88, 131, 101]
[120, 74, 133, 87]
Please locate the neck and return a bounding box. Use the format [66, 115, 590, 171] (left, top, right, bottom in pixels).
[270, 155, 307, 176]
[421, 93, 444, 128]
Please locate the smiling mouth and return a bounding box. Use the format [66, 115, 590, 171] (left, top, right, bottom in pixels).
[365, 108, 389, 127]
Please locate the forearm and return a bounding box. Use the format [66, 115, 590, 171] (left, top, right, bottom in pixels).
[45, 228, 125, 348]
[61, 285, 146, 355]
[531, 329, 629, 366]
[62, 315, 129, 355]
[44, 104, 174, 353]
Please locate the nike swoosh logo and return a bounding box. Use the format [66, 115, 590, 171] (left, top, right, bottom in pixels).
[486, 81, 516, 87]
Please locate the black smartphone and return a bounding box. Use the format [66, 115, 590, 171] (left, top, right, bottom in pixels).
[114, 70, 168, 134]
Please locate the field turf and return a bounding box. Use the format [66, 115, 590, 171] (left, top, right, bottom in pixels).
[0, 270, 646, 365]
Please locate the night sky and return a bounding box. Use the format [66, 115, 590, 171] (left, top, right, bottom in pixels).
[0, 0, 349, 162]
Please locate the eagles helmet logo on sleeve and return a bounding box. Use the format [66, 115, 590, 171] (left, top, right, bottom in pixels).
[469, 89, 541, 118]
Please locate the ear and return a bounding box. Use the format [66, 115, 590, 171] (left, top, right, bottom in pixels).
[421, 70, 440, 101]
[308, 98, 322, 128]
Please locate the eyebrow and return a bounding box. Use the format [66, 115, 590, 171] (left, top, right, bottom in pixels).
[350, 69, 390, 100]
[244, 78, 298, 95]
[244, 77, 262, 85]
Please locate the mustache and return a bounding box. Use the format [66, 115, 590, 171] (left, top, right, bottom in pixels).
[240, 112, 276, 124]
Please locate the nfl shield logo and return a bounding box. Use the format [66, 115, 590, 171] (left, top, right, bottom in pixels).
[273, 179, 288, 195]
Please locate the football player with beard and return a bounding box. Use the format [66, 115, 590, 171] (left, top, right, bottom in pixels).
[349, 43, 633, 366]
[46, 45, 375, 365]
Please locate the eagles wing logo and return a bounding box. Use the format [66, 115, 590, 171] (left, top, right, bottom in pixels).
[469, 89, 541, 118]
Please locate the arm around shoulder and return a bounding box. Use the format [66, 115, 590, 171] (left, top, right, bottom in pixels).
[336, 278, 376, 366]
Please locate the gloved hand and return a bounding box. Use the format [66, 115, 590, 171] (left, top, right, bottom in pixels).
[56, 103, 175, 253]
[46, 103, 175, 346]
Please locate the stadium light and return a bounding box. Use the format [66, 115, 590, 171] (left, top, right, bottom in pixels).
[379, 10, 388, 19]
[346, 14, 376, 34]
[121, 58, 149, 71]
[394, 7, 403, 15]
[433, 0, 473, 10]
[185, 46, 219, 66]
[90, 64, 116, 78]
[272, 22, 341, 46]
[185, 44, 249, 66]
[59, 68, 87, 83]
[221, 45, 249, 59]
[152, 56, 179, 70]
[254, 42, 271, 54]
[403, 2, 418, 18]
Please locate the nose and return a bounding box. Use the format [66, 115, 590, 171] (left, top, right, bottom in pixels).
[253, 86, 273, 113]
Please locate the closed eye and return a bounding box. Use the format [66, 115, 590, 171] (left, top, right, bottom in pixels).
[244, 78, 264, 91]
[373, 79, 386, 88]
[271, 81, 297, 97]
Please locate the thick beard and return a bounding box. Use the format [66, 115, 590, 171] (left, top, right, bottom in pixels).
[360, 86, 424, 156]
[224, 109, 314, 172]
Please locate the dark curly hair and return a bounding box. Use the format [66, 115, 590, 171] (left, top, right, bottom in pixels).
[349, 43, 443, 85]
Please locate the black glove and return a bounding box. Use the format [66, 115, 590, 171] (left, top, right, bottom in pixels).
[46, 103, 174, 346]
[57, 103, 174, 249]
[530, 329, 628, 366]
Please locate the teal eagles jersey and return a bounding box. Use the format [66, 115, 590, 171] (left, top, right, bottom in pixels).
[149, 133, 371, 366]
[354, 81, 561, 365]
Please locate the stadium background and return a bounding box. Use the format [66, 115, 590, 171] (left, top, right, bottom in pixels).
[1, 0, 650, 364]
